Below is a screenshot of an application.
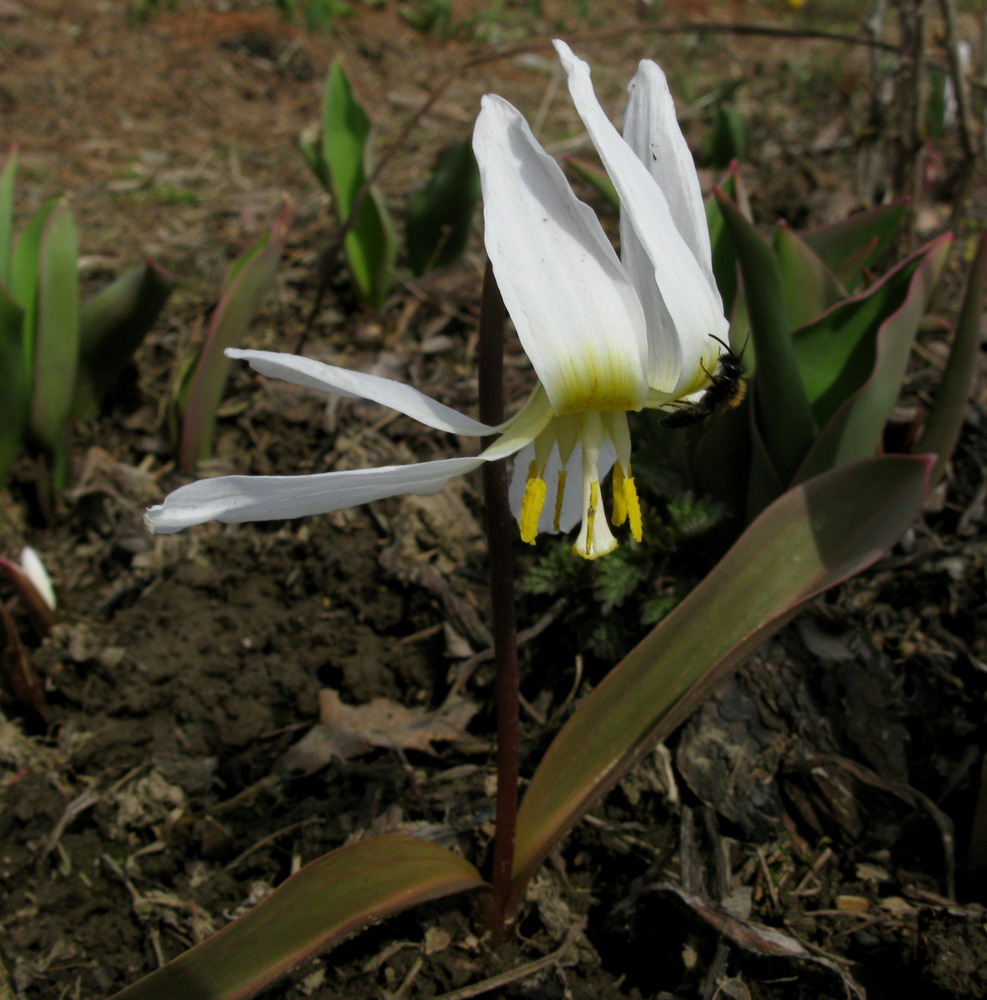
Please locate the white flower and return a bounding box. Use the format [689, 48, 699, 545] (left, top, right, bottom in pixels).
[145, 40, 728, 559]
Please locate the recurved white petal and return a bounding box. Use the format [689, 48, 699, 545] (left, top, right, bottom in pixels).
[553, 40, 726, 392]
[145, 457, 484, 534]
[473, 94, 648, 416]
[226, 349, 499, 437]
[624, 59, 715, 290]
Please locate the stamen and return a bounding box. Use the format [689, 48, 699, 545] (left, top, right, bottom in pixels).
[612, 463, 628, 527]
[553, 469, 567, 531]
[520, 461, 547, 545]
[623, 473, 643, 542]
[574, 480, 601, 560]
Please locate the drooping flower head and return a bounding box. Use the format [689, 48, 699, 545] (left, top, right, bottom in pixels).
[145, 41, 728, 560]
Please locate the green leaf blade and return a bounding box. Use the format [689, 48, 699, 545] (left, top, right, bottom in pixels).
[715, 189, 816, 483]
[0, 282, 26, 485]
[510, 455, 932, 908]
[0, 146, 17, 285]
[323, 61, 396, 307]
[110, 834, 487, 1000]
[75, 258, 177, 415]
[801, 200, 910, 290]
[915, 229, 987, 480]
[794, 233, 951, 482]
[178, 201, 292, 472]
[30, 202, 79, 481]
[405, 141, 480, 276]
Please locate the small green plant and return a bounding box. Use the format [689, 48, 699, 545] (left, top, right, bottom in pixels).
[274, 0, 353, 31]
[299, 61, 480, 306]
[0, 149, 175, 496]
[174, 201, 292, 473]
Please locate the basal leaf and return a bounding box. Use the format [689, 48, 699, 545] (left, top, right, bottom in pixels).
[0, 147, 17, 285]
[30, 203, 79, 486]
[715, 189, 815, 483]
[9, 196, 59, 380]
[794, 234, 951, 482]
[914, 229, 987, 481]
[0, 282, 26, 485]
[110, 834, 487, 1000]
[179, 201, 292, 472]
[773, 223, 847, 329]
[75, 258, 177, 415]
[801, 200, 910, 291]
[322, 61, 396, 308]
[509, 454, 932, 912]
[405, 141, 480, 276]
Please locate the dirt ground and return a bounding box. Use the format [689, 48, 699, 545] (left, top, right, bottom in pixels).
[2, 1, 987, 998]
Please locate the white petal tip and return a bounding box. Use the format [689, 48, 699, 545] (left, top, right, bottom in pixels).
[19, 546, 56, 610]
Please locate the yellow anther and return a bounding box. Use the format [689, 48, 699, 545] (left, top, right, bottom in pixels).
[520, 470, 547, 545]
[623, 474, 643, 542]
[553, 469, 567, 531]
[612, 463, 628, 527]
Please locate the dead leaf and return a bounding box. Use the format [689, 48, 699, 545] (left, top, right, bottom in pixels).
[275, 689, 478, 777]
[319, 688, 477, 754]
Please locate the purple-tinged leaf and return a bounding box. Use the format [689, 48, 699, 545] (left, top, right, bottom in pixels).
[774, 223, 847, 329]
[179, 201, 292, 472]
[801, 200, 910, 290]
[508, 454, 933, 913]
[0, 599, 51, 724]
[914, 229, 987, 481]
[110, 834, 487, 1000]
[0, 555, 57, 633]
[794, 234, 951, 483]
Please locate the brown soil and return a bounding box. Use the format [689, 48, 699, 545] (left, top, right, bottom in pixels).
[2, 2, 987, 999]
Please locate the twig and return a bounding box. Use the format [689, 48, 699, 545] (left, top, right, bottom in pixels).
[430, 933, 578, 1000]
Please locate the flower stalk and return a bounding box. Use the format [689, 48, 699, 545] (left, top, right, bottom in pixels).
[477, 262, 521, 943]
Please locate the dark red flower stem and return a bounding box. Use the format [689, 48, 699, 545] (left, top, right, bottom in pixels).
[478, 260, 520, 943]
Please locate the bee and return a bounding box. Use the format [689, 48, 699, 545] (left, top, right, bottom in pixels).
[662, 334, 747, 429]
